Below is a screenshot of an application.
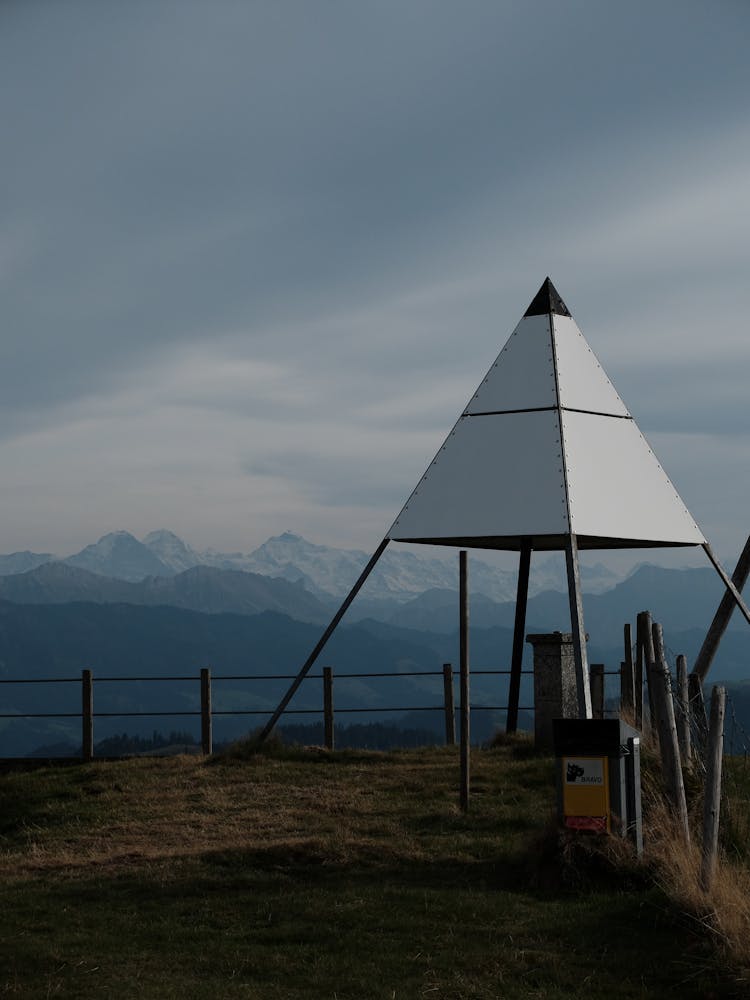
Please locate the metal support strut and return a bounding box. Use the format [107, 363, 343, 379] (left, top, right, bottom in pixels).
[506, 537, 532, 733]
[256, 537, 390, 745]
[693, 537, 750, 681]
[565, 533, 592, 720]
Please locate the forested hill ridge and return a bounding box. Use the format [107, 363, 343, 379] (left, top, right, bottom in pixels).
[0, 553, 745, 639]
[0, 601, 476, 755]
[1, 595, 750, 756]
[0, 562, 332, 624]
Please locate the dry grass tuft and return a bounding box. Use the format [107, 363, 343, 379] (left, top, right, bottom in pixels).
[486, 729, 537, 758]
[521, 809, 648, 897]
[642, 786, 750, 976]
[215, 728, 287, 759]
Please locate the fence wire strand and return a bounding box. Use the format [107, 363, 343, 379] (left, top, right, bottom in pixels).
[649, 643, 750, 861]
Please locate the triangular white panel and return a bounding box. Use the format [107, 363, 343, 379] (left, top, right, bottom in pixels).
[389, 411, 569, 540]
[561, 411, 704, 544]
[553, 315, 630, 417]
[387, 278, 706, 550]
[465, 313, 556, 414]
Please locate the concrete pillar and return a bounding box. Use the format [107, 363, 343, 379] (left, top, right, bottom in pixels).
[526, 631, 580, 751]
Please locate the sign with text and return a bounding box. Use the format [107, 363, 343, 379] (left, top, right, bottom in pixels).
[565, 757, 604, 785]
[562, 755, 609, 833]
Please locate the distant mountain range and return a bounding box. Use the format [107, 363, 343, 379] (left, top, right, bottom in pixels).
[0, 545, 743, 641]
[0, 529, 619, 601]
[2, 528, 750, 759]
[386, 563, 744, 638]
[1, 593, 749, 757]
[0, 530, 749, 757]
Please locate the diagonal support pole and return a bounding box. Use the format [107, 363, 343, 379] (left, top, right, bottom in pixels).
[695, 536, 750, 679]
[256, 537, 390, 745]
[506, 537, 532, 733]
[565, 533, 592, 719]
[702, 543, 750, 628]
[694, 539, 750, 681]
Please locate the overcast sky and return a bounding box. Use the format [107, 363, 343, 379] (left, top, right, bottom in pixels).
[2, 1, 749, 572]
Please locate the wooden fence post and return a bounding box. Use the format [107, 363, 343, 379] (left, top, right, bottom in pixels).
[646, 659, 662, 742]
[634, 616, 645, 729]
[82, 669, 93, 762]
[590, 664, 605, 719]
[323, 666, 334, 751]
[622, 623, 635, 720]
[676, 654, 691, 766]
[650, 649, 690, 843]
[637, 611, 655, 730]
[650, 621, 667, 739]
[459, 550, 470, 812]
[442, 663, 456, 746]
[200, 667, 212, 755]
[701, 685, 726, 891]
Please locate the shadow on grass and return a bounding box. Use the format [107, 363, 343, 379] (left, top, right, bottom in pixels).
[0, 763, 131, 841]
[5, 844, 741, 1000]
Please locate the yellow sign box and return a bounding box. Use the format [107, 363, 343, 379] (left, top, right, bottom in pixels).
[562, 755, 610, 833]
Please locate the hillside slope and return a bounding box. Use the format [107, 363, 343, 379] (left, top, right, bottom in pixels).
[0, 746, 739, 998]
[0, 562, 333, 623]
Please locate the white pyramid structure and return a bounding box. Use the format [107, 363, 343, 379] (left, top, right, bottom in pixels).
[388, 278, 705, 552]
[259, 278, 750, 743]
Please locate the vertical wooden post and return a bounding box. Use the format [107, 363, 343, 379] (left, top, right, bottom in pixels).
[622, 623, 635, 719]
[506, 538, 532, 734]
[459, 550, 470, 812]
[650, 621, 666, 738]
[637, 611, 655, 729]
[646, 660, 662, 744]
[200, 667, 212, 756]
[634, 617, 645, 730]
[651, 621, 666, 664]
[442, 663, 456, 746]
[323, 666, 334, 751]
[701, 686, 726, 891]
[82, 669, 93, 762]
[675, 655, 691, 766]
[590, 664, 605, 719]
[565, 533, 591, 719]
[651, 652, 690, 843]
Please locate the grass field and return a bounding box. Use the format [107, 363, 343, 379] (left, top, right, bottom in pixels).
[0, 741, 745, 998]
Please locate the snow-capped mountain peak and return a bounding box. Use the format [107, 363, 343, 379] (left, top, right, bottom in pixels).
[0, 528, 623, 596]
[143, 529, 201, 573]
[65, 531, 172, 581]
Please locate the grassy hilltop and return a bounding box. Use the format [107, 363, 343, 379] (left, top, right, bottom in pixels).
[0, 742, 747, 998]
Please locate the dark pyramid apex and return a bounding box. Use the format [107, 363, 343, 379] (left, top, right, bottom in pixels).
[524, 277, 571, 318]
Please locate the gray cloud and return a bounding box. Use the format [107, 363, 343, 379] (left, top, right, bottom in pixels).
[1, 0, 749, 559]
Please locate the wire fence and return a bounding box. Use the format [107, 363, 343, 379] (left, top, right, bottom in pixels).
[642, 640, 750, 863]
[2, 623, 747, 813]
[0, 665, 536, 758]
